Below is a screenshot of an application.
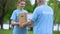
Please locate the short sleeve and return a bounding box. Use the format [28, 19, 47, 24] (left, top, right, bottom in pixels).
[24, 10, 28, 13]
[10, 10, 17, 21]
[31, 8, 38, 22]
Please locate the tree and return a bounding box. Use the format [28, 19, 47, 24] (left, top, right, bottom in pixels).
[48, 0, 60, 31]
[0, 0, 17, 29]
[0, 0, 34, 29]
[24, 0, 34, 13]
[33, 0, 37, 10]
[0, 0, 8, 29]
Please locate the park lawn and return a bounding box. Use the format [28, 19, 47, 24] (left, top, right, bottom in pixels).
[0, 29, 33, 34]
[0, 29, 60, 34]
[53, 31, 60, 34]
[0, 29, 13, 34]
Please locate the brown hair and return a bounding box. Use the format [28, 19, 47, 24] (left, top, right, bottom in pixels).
[18, 0, 26, 3]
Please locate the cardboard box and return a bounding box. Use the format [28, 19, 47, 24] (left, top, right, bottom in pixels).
[18, 12, 27, 23]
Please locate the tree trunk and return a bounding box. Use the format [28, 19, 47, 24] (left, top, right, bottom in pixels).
[9, 20, 11, 29]
[33, 0, 37, 10]
[0, 0, 7, 29]
[0, 8, 5, 29]
[0, 17, 3, 29]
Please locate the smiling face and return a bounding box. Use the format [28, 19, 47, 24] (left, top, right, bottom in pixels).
[18, 1, 26, 9]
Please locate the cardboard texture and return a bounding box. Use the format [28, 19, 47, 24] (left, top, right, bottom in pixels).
[18, 12, 27, 23]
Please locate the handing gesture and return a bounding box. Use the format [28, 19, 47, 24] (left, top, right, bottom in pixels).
[18, 22, 27, 28]
[18, 20, 33, 28]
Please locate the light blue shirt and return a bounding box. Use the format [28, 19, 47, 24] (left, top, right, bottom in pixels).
[10, 9, 28, 34]
[31, 5, 54, 34]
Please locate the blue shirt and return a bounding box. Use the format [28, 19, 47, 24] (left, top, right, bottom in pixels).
[31, 5, 54, 34]
[10, 9, 28, 34]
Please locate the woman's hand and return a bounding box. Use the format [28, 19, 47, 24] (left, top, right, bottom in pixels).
[18, 22, 26, 28]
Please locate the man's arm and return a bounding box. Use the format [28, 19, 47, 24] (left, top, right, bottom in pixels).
[27, 20, 33, 26]
[21, 20, 34, 28]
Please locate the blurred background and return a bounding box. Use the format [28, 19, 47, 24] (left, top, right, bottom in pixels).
[0, 0, 60, 34]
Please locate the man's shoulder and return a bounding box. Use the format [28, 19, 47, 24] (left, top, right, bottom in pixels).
[34, 6, 42, 11]
[35, 7, 40, 10]
[48, 6, 53, 10]
[35, 5, 45, 9]
[45, 5, 53, 10]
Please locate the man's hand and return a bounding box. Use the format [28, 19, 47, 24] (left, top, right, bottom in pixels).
[18, 20, 33, 28]
[27, 20, 33, 26]
[21, 23, 27, 28]
[18, 22, 27, 28]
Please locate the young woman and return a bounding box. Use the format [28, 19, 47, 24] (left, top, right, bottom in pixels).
[10, 0, 28, 34]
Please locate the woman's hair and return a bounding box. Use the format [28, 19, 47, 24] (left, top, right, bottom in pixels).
[18, 0, 26, 3]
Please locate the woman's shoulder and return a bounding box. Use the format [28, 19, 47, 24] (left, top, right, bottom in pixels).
[13, 9, 19, 13]
[23, 10, 28, 13]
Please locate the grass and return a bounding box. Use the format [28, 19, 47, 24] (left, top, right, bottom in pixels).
[53, 31, 60, 34]
[0, 29, 33, 34]
[0, 29, 60, 34]
[0, 29, 13, 34]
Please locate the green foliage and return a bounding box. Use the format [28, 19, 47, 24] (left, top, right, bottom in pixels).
[24, 0, 34, 13]
[0, 0, 34, 23]
[33, 0, 37, 10]
[0, 0, 18, 23]
[48, 0, 60, 24]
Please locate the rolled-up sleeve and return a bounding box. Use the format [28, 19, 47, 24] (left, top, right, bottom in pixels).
[31, 8, 38, 22]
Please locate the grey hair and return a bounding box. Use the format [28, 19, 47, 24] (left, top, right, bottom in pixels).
[39, 0, 46, 2]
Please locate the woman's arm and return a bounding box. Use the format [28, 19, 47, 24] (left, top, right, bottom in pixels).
[11, 20, 19, 26]
[11, 20, 25, 28]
